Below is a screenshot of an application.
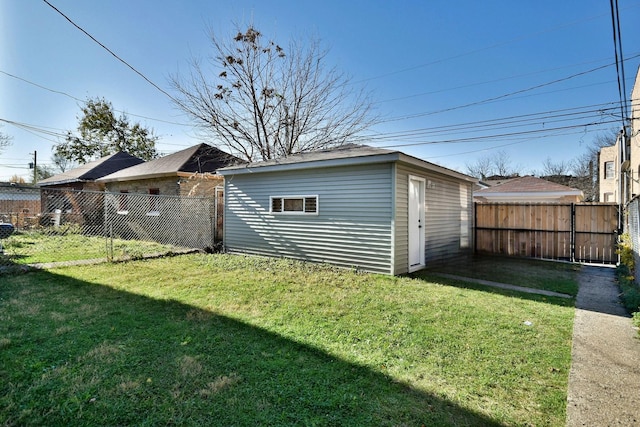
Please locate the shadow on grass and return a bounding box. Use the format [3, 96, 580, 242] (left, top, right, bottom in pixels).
[412, 270, 575, 309]
[0, 269, 505, 426]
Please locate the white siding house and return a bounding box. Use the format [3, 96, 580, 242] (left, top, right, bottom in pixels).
[218, 145, 476, 275]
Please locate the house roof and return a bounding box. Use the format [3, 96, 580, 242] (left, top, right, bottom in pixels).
[38, 151, 145, 186]
[474, 176, 584, 199]
[97, 144, 242, 183]
[219, 144, 476, 183]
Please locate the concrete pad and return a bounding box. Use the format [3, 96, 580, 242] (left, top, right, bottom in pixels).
[566, 266, 640, 426]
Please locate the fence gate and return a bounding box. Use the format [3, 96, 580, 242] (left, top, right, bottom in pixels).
[474, 203, 619, 264]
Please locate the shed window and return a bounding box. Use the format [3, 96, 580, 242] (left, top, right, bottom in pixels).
[270, 196, 318, 214]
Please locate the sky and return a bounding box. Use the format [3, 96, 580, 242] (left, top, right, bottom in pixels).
[1, 0, 640, 182]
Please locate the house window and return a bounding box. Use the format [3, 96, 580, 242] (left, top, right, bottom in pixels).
[118, 190, 129, 214]
[604, 161, 615, 179]
[270, 196, 318, 214]
[148, 188, 160, 216]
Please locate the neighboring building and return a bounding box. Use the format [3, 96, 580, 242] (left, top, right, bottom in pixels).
[599, 144, 619, 203]
[97, 143, 240, 197]
[218, 144, 477, 275]
[37, 151, 145, 191]
[599, 66, 640, 204]
[97, 144, 241, 243]
[0, 183, 41, 229]
[474, 176, 584, 203]
[630, 65, 640, 200]
[36, 152, 145, 230]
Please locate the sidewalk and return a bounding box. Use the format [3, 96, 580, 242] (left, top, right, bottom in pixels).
[566, 266, 640, 426]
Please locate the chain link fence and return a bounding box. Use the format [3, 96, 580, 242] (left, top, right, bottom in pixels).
[0, 188, 220, 271]
[625, 198, 640, 283]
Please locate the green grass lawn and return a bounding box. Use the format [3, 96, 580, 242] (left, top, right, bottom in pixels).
[1, 231, 180, 264]
[0, 254, 576, 426]
[421, 254, 581, 296]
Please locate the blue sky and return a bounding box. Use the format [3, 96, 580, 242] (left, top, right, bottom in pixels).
[1, 0, 639, 181]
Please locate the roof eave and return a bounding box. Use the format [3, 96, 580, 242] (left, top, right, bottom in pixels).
[219, 151, 477, 183]
[98, 171, 220, 183]
[218, 152, 402, 175]
[474, 190, 584, 198]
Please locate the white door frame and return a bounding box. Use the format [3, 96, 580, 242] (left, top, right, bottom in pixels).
[408, 175, 426, 272]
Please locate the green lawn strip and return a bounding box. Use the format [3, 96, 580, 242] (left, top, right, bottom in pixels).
[2, 232, 179, 264]
[0, 254, 575, 426]
[424, 255, 580, 296]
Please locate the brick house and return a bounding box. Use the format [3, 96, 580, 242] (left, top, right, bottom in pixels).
[97, 143, 241, 197]
[0, 183, 41, 229]
[97, 144, 242, 242]
[37, 152, 145, 230]
[38, 151, 145, 192]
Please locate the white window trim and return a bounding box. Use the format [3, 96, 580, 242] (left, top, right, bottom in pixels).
[269, 195, 319, 215]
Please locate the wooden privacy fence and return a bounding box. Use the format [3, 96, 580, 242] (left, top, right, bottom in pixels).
[474, 203, 619, 264]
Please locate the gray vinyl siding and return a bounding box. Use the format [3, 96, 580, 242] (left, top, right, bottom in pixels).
[224, 163, 394, 274]
[394, 163, 473, 274]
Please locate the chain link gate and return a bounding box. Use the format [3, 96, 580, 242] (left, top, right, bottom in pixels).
[103, 192, 216, 259]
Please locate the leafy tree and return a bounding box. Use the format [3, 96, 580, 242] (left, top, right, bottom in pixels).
[55, 97, 159, 163]
[51, 152, 75, 173]
[171, 26, 376, 162]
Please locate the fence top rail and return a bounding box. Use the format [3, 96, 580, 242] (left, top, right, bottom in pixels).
[474, 202, 619, 207]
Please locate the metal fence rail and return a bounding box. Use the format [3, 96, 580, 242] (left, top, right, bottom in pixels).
[104, 191, 215, 253]
[0, 188, 219, 269]
[625, 198, 640, 281]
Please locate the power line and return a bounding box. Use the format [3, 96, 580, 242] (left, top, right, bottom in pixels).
[609, 0, 630, 127]
[42, 0, 183, 108]
[380, 54, 640, 123]
[0, 69, 191, 127]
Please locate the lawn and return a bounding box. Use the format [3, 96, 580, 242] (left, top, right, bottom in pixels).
[1, 231, 181, 265]
[0, 254, 576, 426]
[421, 254, 581, 296]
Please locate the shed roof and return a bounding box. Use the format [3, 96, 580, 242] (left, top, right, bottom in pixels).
[219, 144, 476, 182]
[98, 144, 241, 183]
[38, 151, 144, 186]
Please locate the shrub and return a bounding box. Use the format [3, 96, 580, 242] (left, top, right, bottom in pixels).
[616, 234, 640, 329]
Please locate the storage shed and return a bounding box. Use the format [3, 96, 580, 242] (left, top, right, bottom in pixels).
[218, 145, 476, 275]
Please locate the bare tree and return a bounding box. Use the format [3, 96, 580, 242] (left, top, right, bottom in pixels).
[571, 129, 619, 201]
[492, 150, 521, 177]
[465, 150, 520, 179]
[170, 26, 376, 162]
[541, 157, 571, 176]
[0, 126, 12, 154]
[465, 155, 493, 180]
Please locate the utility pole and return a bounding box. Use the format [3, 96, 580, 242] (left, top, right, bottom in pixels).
[29, 151, 37, 184]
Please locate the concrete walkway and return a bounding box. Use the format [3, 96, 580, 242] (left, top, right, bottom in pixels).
[566, 266, 640, 426]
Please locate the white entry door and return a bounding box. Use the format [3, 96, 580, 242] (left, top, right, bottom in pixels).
[408, 176, 426, 272]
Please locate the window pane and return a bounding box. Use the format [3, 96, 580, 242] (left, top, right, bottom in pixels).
[304, 197, 317, 213]
[271, 198, 282, 212]
[605, 162, 614, 179]
[283, 198, 304, 211]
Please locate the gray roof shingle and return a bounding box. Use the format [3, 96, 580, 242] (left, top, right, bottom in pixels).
[97, 144, 242, 182]
[38, 151, 145, 186]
